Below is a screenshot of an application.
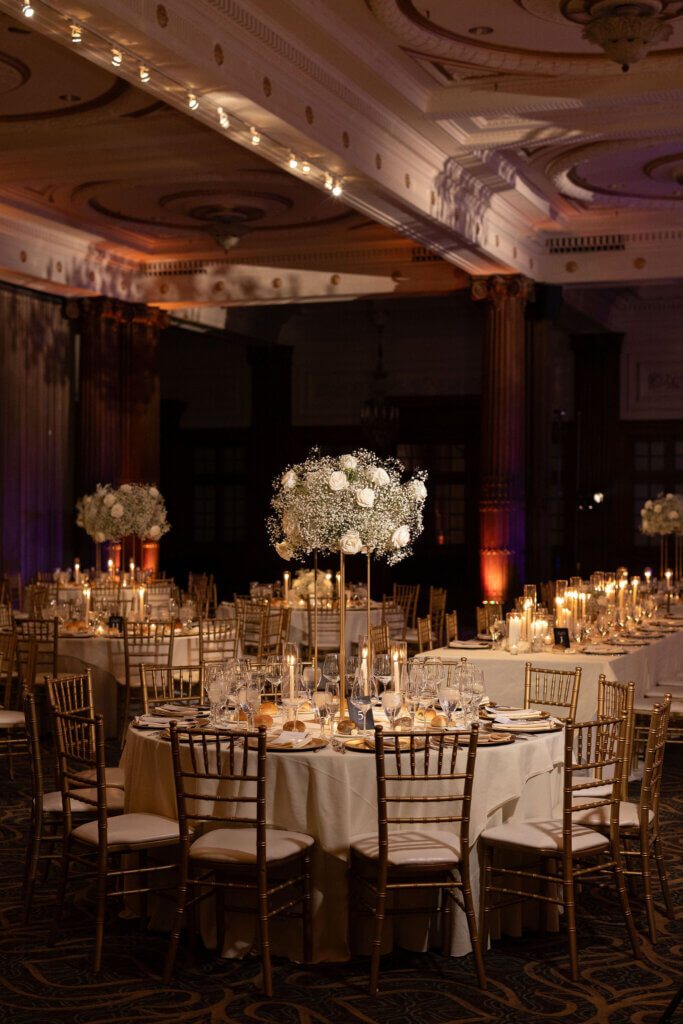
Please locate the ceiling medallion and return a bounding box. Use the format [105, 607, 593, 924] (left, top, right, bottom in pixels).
[581, 2, 674, 69]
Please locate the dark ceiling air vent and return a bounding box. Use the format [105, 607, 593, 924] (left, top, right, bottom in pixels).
[546, 235, 626, 255]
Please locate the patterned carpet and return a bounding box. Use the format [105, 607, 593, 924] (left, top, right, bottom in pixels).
[0, 744, 680, 1024]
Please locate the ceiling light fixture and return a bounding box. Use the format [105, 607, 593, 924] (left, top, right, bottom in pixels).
[21, 0, 33, 17]
[301, 161, 311, 174]
[111, 49, 122, 67]
[331, 181, 343, 197]
[582, 2, 673, 71]
[468, 25, 493, 35]
[250, 127, 260, 145]
[139, 65, 150, 83]
[217, 106, 229, 128]
[288, 154, 298, 169]
[324, 175, 333, 191]
[188, 92, 198, 110]
[70, 23, 82, 43]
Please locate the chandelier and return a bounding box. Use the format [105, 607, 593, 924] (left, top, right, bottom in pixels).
[581, 2, 674, 70]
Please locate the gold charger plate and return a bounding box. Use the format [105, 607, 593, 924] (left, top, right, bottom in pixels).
[261, 735, 327, 753]
[477, 730, 515, 746]
[345, 735, 426, 753]
[492, 721, 562, 734]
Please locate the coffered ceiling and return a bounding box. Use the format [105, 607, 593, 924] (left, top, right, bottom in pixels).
[0, 0, 682, 302]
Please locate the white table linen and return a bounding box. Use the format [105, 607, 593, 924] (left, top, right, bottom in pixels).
[58, 633, 199, 737]
[120, 723, 563, 962]
[424, 624, 683, 722]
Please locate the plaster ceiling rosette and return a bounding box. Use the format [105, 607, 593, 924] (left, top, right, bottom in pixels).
[367, 0, 683, 75]
[546, 135, 683, 205]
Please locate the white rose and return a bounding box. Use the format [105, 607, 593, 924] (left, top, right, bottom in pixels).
[83, 495, 92, 505]
[120, 483, 132, 492]
[391, 525, 410, 549]
[641, 509, 647, 517]
[329, 471, 349, 491]
[356, 488, 375, 508]
[408, 478, 427, 501]
[666, 493, 673, 499]
[340, 454, 357, 471]
[148, 524, 161, 540]
[149, 486, 159, 498]
[275, 540, 293, 560]
[110, 503, 124, 519]
[103, 493, 115, 507]
[368, 466, 390, 486]
[669, 511, 679, 520]
[281, 470, 297, 490]
[645, 500, 653, 509]
[282, 513, 297, 536]
[94, 531, 106, 543]
[654, 504, 662, 513]
[339, 530, 362, 555]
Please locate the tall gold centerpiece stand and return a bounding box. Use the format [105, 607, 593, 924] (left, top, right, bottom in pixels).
[339, 550, 346, 716]
[312, 549, 319, 685]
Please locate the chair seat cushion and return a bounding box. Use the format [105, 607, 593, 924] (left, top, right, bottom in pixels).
[404, 628, 418, 642]
[350, 828, 461, 866]
[80, 766, 125, 789]
[190, 827, 313, 864]
[482, 818, 608, 853]
[43, 787, 125, 814]
[0, 710, 24, 727]
[572, 800, 654, 829]
[72, 812, 180, 849]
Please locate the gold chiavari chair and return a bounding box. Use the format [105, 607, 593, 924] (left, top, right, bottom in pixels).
[482, 714, 639, 981]
[381, 597, 406, 641]
[0, 632, 26, 778]
[50, 708, 180, 971]
[596, 677, 635, 800]
[164, 724, 314, 992]
[26, 585, 51, 619]
[3, 572, 22, 610]
[524, 662, 581, 721]
[119, 621, 175, 740]
[573, 696, 674, 943]
[445, 610, 459, 645]
[416, 615, 433, 653]
[198, 618, 239, 664]
[259, 605, 291, 658]
[349, 724, 485, 994]
[392, 583, 419, 631]
[139, 664, 204, 713]
[91, 584, 121, 614]
[46, 672, 126, 790]
[305, 599, 340, 659]
[428, 587, 447, 648]
[0, 602, 11, 629]
[22, 687, 124, 923]
[236, 599, 264, 655]
[475, 603, 503, 637]
[370, 621, 390, 656]
[15, 618, 58, 688]
[189, 572, 215, 618]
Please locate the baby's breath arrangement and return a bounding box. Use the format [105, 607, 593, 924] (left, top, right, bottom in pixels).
[268, 448, 427, 565]
[640, 493, 683, 537]
[76, 483, 171, 541]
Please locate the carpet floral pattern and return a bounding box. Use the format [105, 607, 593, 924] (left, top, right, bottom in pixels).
[0, 744, 680, 1024]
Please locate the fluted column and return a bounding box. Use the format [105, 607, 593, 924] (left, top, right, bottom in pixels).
[472, 275, 533, 602]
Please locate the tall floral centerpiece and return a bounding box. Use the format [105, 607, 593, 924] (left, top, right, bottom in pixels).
[268, 448, 427, 696]
[76, 483, 170, 573]
[640, 492, 683, 580]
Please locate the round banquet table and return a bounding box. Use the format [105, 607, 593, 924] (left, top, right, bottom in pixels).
[288, 604, 383, 658]
[58, 631, 200, 738]
[120, 721, 564, 963]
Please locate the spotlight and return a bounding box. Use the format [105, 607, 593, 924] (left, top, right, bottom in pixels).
[250, 127, 260, 145]
[139, 65, 150, 83]
[301, 161, 311, 174]
[111, 49, 122, 67]
[288, 154, 298, 169]
[593, 492, 605, 504]
[331, 181, 342, 197]
[22, 0, 34, 18]
[324, 175, 333, 191]
[70, 23, 82, 43]
[217, 106, 229, 128]
[188, 92, 198, 110]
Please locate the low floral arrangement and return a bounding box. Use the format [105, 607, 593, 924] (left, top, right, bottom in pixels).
[640, 493, 683, 536]
[290, 569, 334, 598]
[268, 448, 427, 565]
[76, 483, 171, 541]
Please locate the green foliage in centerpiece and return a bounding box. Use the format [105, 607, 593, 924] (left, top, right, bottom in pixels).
[268, 448, 427, 564]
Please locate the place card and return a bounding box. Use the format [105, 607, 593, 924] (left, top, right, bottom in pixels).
[553, 627, 570, 648]
[348, 699, 374, 731]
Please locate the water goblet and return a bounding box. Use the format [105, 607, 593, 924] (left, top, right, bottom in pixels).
[438, 685, 461, 728]
[372, 653, 392, 695]
[322, 653, 340, 689]
[381, 689, 403, 728]
[350, 674, 377, 734]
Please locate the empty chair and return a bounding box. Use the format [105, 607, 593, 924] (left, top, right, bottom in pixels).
[50, 708, 180, 971]
[370, 621, 390, 656]
[46, 672, 125, 791]
[15, 619, 58, 689]
[198, 618, 238, 664]
[476, 603, 503, 637]
[392, 583, 419, 631]
[91, 584, 121, 615]
[0, 632, 26, 778]
[139, 665, 204, 713]
[445, 610, 459, 644]
[428, 587, 447, 648]
[381, 597, 406, 641]
[164, 723, 314, 993]
[349, 724, 485, 994]
[0, 600, 12, 629]
[416, 615, 433, 653]
[482, 714, 639, 980]
[305, 599, 340, 659]
[524, 662, 581, 721]
[119, 621, 175, 740]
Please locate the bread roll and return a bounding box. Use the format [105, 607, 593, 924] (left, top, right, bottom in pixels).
[416, 708, 436, 725]
[259, 701, 278, 716]
[238, 710, 248, 722]
[430, 714, 449, 729]
[299, 700, 311, 712]
[282, 719, 307, 732]
[336, 719, 358, 735]
[253, 713, 274, 729]
[394, 717, 413, 732]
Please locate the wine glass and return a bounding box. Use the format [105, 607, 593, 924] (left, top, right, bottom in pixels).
[437, 684, 461, 728]
[381, 688, 403, 728]
[325, 680, 340, 723]
[237, 673, 261, 729]
[372, 653, 392, 695]
[313, 689, 335, 736]
[350, 673, 377, 734]
[205, 663, 228, 725]
[265, 653, 286, 702]
[322, 653, 340, 689]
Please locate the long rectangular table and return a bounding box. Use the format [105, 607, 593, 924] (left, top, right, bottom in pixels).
[424, 623, 683, 721]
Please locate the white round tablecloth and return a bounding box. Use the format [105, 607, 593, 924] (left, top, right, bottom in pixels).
[59, 632, 200, 737]
[120, 722, 563, 962]
[288, 605, 383, 658]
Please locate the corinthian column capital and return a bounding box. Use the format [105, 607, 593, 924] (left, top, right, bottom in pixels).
[471, 274, 534, 308]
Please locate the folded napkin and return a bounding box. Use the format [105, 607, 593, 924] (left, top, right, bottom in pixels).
[449, 639, 490, 649]
[270, 729, 309, 748]
[485, 707, 544, 720]
[492, 720, 557, 732]
[154, 703, 199, 717]
[134, 714, 182, 728]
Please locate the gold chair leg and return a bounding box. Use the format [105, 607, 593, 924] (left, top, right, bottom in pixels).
[563, 871, 579, 982]
[639, 837, 658, 944]
[50, 835, 72, 946]
[653, 834, 675, 921]
[302, 851, 313, 963]
[22, 808, 42, 924]
[163, 856, 189, 984]
[258, 889, 273, 997]
[93, 848, 108, 972]
[612, 842, 641, 960]
[460, 865, 486, 989]
[369, 875, 387, 996]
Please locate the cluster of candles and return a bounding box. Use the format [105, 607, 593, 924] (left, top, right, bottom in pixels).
[506, 585, 548, 649]
[282, 571, 343, 604]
